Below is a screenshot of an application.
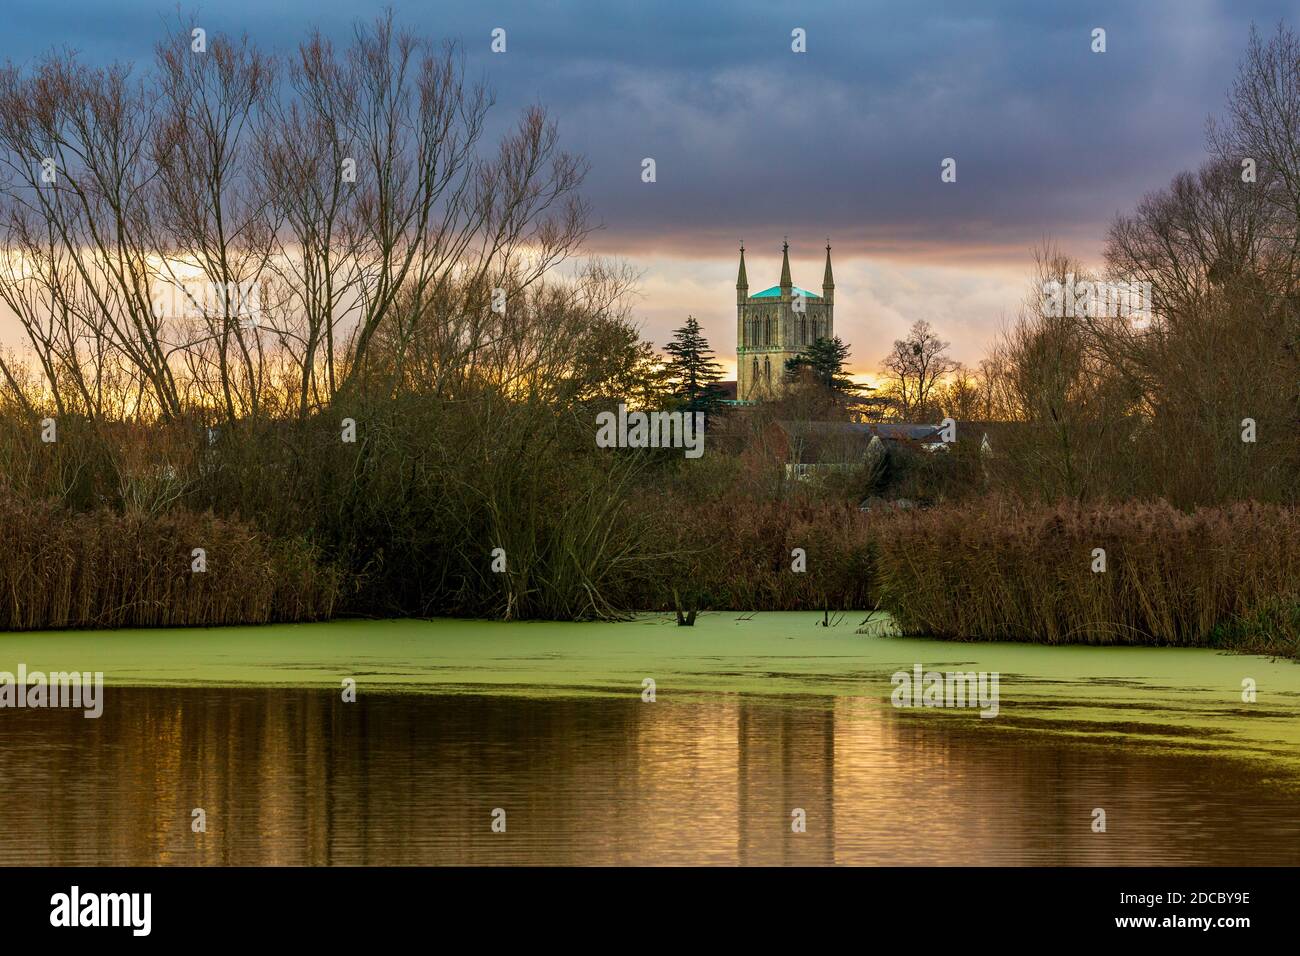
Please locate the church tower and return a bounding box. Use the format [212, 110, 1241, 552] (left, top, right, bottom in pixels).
[736, 241, 835, 401]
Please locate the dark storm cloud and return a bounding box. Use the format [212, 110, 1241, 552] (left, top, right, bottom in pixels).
[1, 0, 1294, 260]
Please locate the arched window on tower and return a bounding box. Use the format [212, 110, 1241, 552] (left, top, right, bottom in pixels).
[764, 356, 771, 386]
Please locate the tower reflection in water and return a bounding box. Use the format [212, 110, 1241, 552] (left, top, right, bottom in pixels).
[0, 688, 1293, 866]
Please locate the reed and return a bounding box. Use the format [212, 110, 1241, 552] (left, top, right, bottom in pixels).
[2, 394, 1297, 652]
[870, 498, 1300, 647]
[0, 499, 339, 630]
[639, 494, 878, 612]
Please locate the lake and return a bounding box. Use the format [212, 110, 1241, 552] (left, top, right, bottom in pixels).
[0, 613, 1297, 865]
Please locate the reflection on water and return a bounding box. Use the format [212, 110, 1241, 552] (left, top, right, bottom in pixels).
[0, 687, 1295, 865]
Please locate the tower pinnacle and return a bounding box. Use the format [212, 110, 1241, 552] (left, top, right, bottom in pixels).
[736, 243, 749, 305]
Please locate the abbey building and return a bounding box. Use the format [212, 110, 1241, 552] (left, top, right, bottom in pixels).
[736, 241, 834, 401]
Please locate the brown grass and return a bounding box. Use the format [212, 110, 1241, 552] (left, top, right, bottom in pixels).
[872, 498, 1300, 647]
[0, 499, 339, 630]
[642, 494, 878, 612]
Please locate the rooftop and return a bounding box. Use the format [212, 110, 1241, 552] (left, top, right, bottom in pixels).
[777, 421, 943, 442]
[751, 286, 820, 299]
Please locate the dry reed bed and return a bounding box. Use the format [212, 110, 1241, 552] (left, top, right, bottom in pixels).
[0, 500, 339, 630]
[871, 499, 1300, 647]
[2, 489, 1297, 654]
[645, 496, 877, 611]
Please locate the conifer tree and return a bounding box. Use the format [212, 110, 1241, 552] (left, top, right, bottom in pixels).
[784, 336, 861, 394]
[664, 315, 725, 411]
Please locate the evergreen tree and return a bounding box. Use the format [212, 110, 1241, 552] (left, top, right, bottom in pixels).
[784, 336, 862, 393]
[664, 315, 725, 411]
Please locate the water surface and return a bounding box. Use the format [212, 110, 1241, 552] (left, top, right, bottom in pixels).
[0, 687, 1295, 866]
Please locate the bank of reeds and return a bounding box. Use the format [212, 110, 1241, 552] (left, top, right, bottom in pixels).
[871, 498, 1300, 649]
[642, 495, 878, 612]
[0, 499, 339, 629]
[1209, 597, 1300, 659]
[2, 391, 1298, 659]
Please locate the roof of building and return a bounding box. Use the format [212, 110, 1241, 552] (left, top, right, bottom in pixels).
[751, 286, 821, 299]
[778, 421, 942, 440]
[772, 420, 944, 463]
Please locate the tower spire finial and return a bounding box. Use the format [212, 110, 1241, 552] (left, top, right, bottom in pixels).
[780, 238, 792, 290]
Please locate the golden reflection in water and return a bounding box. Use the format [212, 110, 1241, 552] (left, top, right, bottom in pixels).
[0, 688, 1294, 866]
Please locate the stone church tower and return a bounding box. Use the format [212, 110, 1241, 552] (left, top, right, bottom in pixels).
[736, 241, 834, 401]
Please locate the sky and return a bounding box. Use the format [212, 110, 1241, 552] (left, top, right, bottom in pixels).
[0, 0, 1293, 377]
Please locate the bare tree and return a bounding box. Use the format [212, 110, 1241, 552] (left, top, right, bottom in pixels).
[151, 20, 276, 424]
[259, 29, 365, 417]
[1209, 21, 1300, 297]
[0, 13, 593, 424]
[0, 55, 183, 418]
[985, 247, 1137, 501]
[879, 319, 958, 420]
